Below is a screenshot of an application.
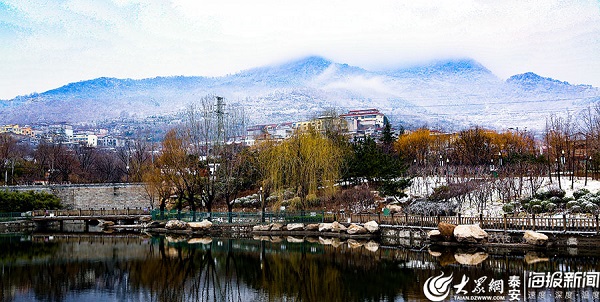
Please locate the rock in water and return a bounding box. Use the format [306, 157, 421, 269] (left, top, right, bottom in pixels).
[453, 224, 488, 243]
[364, 221, 379, 233]
[286, 223, 305, 231]
[427, 229, 443, 241]
[165, 220, 188, 230]
[437, 222, 456, 241]
[347, 224, 368, 235]
[523, 230, 548, 246]
[188, 220, 213, 230]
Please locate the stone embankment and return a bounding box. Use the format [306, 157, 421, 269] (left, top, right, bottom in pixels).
[426, 222, 550, 247]
[251, 220, 380, 239]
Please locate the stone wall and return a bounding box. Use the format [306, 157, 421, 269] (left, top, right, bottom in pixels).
[6, 183, 151, 210]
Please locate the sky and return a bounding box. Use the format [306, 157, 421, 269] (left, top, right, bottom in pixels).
[1, 0, 599, 100]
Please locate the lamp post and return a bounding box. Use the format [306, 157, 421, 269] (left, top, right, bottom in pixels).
[259, 186, 264, 223]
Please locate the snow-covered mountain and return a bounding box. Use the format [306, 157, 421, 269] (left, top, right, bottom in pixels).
[1, 56, 598, 131]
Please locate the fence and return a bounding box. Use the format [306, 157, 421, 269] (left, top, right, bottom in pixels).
[150, 210, 330, 225]
[343, 212, 600, 233]
[0, 212, 27, 222]
[30, 208, 150, 217]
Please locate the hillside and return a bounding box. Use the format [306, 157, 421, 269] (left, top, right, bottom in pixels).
[1, 56, 598, 131]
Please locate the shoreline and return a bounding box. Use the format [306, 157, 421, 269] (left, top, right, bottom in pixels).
[3, 219, 600, 249]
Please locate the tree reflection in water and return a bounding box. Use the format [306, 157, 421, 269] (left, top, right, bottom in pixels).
[2, 234, 600, 301]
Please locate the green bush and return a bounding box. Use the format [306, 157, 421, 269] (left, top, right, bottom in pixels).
[566, 201, 580, 209]
[573, 188, 590, 199]
[544, 202, 557, 212]
[586, 204, 599, 214]
[502, 203, 514, 213]
[548, 196, 562, 204]
[529, 199, 543, 207]
[0, 190, 62, 212]
[531, 204, 543, 214]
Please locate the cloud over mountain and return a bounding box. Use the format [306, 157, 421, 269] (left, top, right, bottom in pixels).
[1, 56, 598, 132]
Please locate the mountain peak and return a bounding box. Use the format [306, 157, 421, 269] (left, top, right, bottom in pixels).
[507, 72, 573, 91]
[389, 58, 491, 77]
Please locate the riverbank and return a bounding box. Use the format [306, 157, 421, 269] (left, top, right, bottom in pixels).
[4, 218, 600, 250]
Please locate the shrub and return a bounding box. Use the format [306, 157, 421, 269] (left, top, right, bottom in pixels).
[502, 203, 514, 213]
[547, 187, 566, 199]
[531, 205, 543, 214]
[529, 199, 543, 207]
[566, 201, 580, 209]
[586, 203, 599, 214]
[570, 205, 581, 213]
[544, 202, 557, 212]
[573, 188, 590, 200]
[0, 190, 62, 212]
[535, 186, 565, 200]
[548, 196, 562, 204]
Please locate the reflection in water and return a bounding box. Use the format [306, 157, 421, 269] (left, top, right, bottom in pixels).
[1, 234, 600, 301]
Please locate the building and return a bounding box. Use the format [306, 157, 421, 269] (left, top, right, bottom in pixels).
[71, 133, 98, 147]
[340, 109, 388, 137]
[0, 124, 34, 137]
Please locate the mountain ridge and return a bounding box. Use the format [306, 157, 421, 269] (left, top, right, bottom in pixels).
[1, 56, 598, 131]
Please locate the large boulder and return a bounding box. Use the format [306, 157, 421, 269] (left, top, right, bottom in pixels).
[165, 220, 188, 230]
[318, 223, 333, 232]
[437, 222, 456, 241]
[523, 230, 548, 246]
[331, 221, 347, 232]
[427, 229, 443, 241]
[188, 220, 212, 231]
[305, 224, 320, 231]
[364, 221, 379, 233]
[286, 223, 305, 231]
[270, 223, 284, 231]
[453, 224, 488, 243]
[347, 224, 369, 235]
[252, 224, 272, 231]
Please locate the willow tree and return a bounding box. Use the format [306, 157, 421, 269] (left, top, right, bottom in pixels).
[258, 129, 343, 210]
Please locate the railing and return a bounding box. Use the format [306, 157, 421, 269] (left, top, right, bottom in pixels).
[150, 210, 327, 225]
[342, 212, 600, 233]
[0, 212, 27, 222]
[30, 208, 150, 217]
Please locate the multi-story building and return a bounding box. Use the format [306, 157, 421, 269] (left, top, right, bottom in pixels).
[340, 109, 388, 137]
[71, 133, 98, 147]
[0, 124, 34, 137]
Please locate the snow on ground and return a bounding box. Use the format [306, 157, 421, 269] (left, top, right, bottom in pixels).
[405, 176, 600, 218]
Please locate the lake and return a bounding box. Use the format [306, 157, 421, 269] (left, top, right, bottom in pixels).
[2, 233, 600, 301]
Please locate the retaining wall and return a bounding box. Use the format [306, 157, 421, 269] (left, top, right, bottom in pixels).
[5, 183, 150, 210]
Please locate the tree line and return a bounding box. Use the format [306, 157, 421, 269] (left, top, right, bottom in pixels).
[5, 97, 600, 214]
